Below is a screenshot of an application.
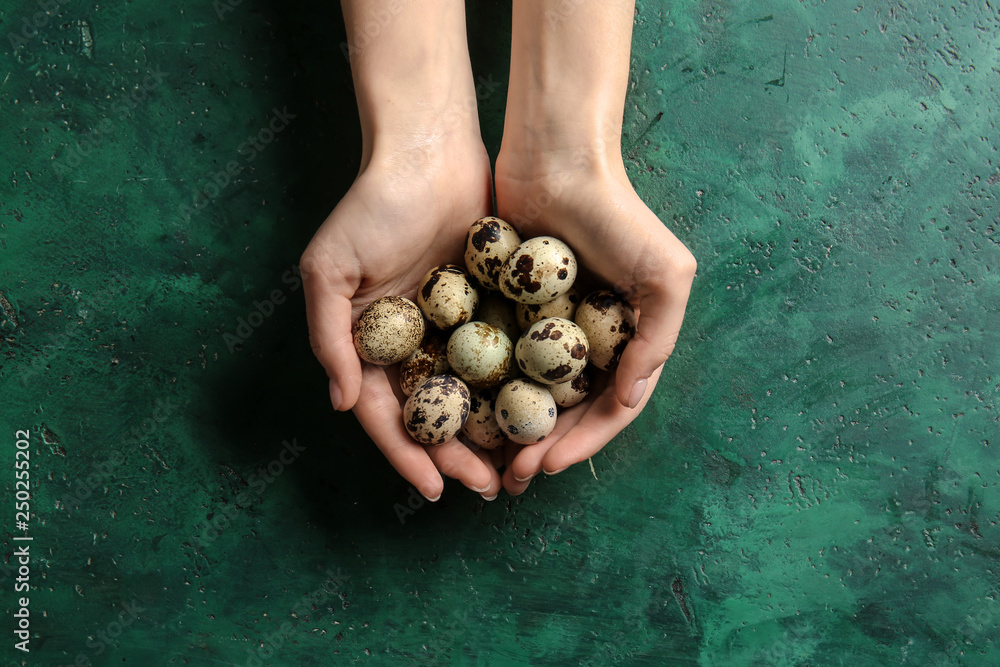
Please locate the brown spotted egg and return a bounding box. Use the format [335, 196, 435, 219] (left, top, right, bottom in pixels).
[574, 291, 637, 371]
[417, 264, 479, 330]
[546, 368, 591, 408]
[515, 317, 589, 385]
[447, 322, 514, 388]
[462, 386, 505, 450]
[515, 287, 581, 330]
[499, 237, 577, 305]
[399, 331, 450, 396]
[352, 296, 425, 365]
[475, 291, 521, 343]
[464, 217, 522, 290]
[403, 374, 470, 445]
[495, 379, 558, 444]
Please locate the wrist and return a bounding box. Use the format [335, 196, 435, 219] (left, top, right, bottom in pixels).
[500, 0, 635, 178]
[343, 1, 483, 162]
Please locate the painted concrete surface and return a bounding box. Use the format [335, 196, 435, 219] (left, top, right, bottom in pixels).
[2, 0, 998, 665]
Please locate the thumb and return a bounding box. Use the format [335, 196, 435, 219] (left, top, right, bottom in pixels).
[301, 251, 363, 411]
[614, 253, 696, 408]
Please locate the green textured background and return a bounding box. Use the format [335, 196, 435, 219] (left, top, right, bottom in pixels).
[2, 0, 999, 665]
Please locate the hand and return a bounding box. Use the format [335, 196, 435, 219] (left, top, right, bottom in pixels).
[492, 0, 697, 493]
[300, 136, 504, 502]
[494, 146, 697, 494]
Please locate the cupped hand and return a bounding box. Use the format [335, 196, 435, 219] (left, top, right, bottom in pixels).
[300, 140, 503, 502]
[494, 149, 697, 494]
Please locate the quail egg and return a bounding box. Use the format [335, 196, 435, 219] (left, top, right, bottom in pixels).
[499, 236, 577, 305]
[475, 291, 521, 343]
[403, 374, 470, 445]
[515, 317, 589, 385]
[464, 217, 522, 290]
[546, 369, 591, 408]
[494, 379, 558, 444]
[352, 296, 425, 365]
[417, 264, 479, 330]
[399, 331, 451, 396]
[462, 386, 505, 450]
[574, 291, 637, 371]
[447, 322, 513, 388]
[515, 287, 581, 330]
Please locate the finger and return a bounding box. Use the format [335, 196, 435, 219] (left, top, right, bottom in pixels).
[473, 448, 503, 500]
[426, 439, 496, 496]
[615, 245, 696, 408]
[353, 365, 443, 501]
[503, 443, 549, 496]
[542, 365, 662, 474]
[502, 395, 592, 494]
[301, 250, 363, 411]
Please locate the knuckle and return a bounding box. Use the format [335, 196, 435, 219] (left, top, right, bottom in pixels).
[633, 328, 679, 364]
[673, 248, 698, 280]
[299, 251, 322, 283]
[434, 455, 463, 479]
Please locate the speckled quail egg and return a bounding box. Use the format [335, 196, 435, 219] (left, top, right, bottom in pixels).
[494, 379, 558, 444]
[352, 296, 425, 365]
[515, 287, 581, 330]
[399, 332, 451, 396]
[574, 291, 637, 371]
[447, 322, 513, 388]
[465, 217, 523, 290]
[417, 264, 479, 330]
[546, 368, 591, 408]
[515, 317, 589, 385]
[475, 291, 521, 343]
[462, 386, 505, 450]
[403, 374, 470, 445]
[499, 236, 577, 305]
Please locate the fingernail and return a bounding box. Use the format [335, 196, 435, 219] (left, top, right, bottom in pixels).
[330, 380, 344, 411]
[424, 492, 441, 502]
[513, 474, 534, 483]
[543, 467, 567, 476]
[472, 484, 491, 493]
[627, 378, 648, 409]
[481, 493, 497, 501]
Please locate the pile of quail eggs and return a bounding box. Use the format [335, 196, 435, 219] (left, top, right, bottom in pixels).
[352, 217, 636, 448]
